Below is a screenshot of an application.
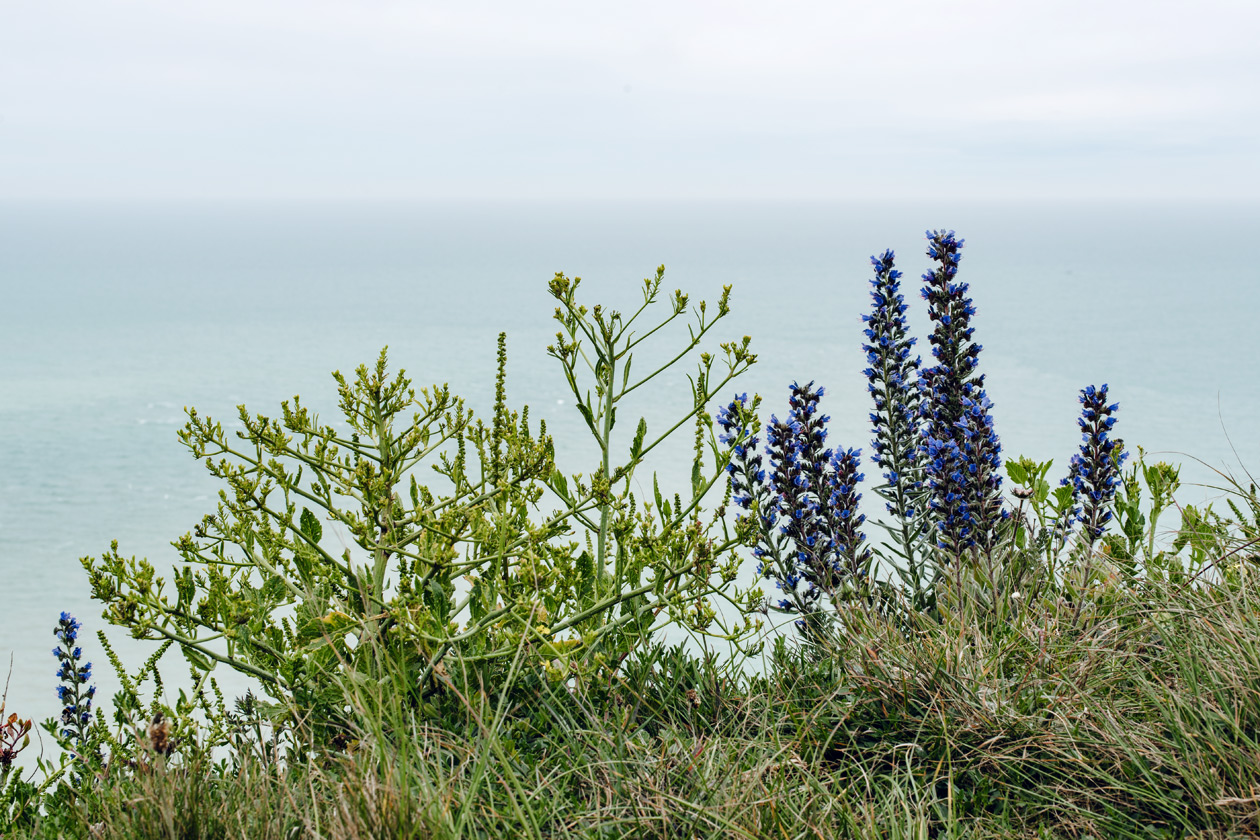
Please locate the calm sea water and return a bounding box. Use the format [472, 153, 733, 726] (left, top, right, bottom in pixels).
[2, 199, 1258, 753]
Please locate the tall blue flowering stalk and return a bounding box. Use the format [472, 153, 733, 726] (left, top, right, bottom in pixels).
[827, 445, 872, 585]
[717, 394, 798, 610]
[917, 230, 1006, 557]
[718, 383, 871, 636]
[861, 249, 929, 592]
[1062, 384, 1126, 548]
[53, 612, 96, 747]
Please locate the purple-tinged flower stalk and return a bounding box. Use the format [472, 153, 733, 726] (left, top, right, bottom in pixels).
[826, 445, 872, 586]
[718, 394, 785, 588]
[717, 394, 763, 514]
[53, 612, 96, 746]
[765, 410, 819, 614]
[719, 383, 871, 634]
[718, 395, 790, 586]
[779, 383, 833, 595]
[917, 230, 1006, 556]
[861, 249, 929, 586]
[1062, 384, 1126, 547]
[954, 390, 1006, 553]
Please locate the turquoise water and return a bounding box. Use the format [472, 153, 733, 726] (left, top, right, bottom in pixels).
[2, 199, 1258, 749]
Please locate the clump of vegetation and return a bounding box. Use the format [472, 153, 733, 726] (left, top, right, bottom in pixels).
[4, 236, 1260, 839]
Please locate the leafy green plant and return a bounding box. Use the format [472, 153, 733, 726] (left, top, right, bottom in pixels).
[81, 269, 759, 743]
[543, 270, 760, 649]
[1094, 447, 1233, 588]
[1005, 456, 1076, 572]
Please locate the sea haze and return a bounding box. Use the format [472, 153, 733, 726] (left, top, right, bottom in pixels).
[2, 199, 1258, 742]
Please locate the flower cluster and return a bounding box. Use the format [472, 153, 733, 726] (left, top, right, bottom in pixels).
[719, 394, 797, 609]
[1062, 384, 1125, 545]
[826, 445, 871, 584]
[861, 248, 928, 574]
[916, 230, 1005, 554]
[719, 383, 870, 626]
[53, 612, 96, 745]
[717, 393, 763, 513]
[919, 231, 980, 392]
[724, 229, 1120, 624]
[765, 411, 813, 611]
[862, 250, 923, 513]
[718, 394, 781, 582]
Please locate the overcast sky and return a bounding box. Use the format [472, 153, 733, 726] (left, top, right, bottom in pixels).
[3, 0, 1258, 201]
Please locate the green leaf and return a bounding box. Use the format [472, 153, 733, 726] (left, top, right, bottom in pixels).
[182, 646, 213, 673]
[576, 551, 594, 602]
[299, 507, 323, 544]
[551, 468, 571, 503]
[630, 418, 647, 461]
[294, 548, 313, 586]
[576, 402, 598, 436]
[469, 578, 487, 622]
[296, 617, 324, 644]
[320, 610, 357, 636]
[261, 574, 287, 602]
[429, 578, 451, 624]
[1051, 485, 1075, 513]
[175, 566, 195, 607]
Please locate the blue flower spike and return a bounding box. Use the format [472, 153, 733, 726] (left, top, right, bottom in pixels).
[719, 382, 871, 630]
[1062, 384, 1126, 547]
[917, 230, 1006, 556]
[53, 612, 96, 746]
[861, 248, 927, 572]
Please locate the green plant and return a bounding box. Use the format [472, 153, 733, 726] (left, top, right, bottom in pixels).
[81, 270, 759, 745]
[1090, 447, 1240, 589]
[1005, 456, 1076, 575]
[543, 270, 761, 650]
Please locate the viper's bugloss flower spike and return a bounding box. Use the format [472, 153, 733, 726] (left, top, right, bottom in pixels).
[784, 381, 847, 608]
[919, 230, 978, 430]
[766, 408, 826, 614]
[716, 393, 782, 581]
[862, 250, 923, 511]
[721, 382, 871, 629]
[1062, 384, 1126, 546]
[716, 393, 762, 509]
[827, 446, 872, 582]
[956, 390, 1008, 553]
[921, 434, 971, 552]
[771, 382, 871, 617]
[861, 249, 929, 575]
[53, 612, 95, 745]
[786, 381, 832, 515]
[918, 230, 1006, 554]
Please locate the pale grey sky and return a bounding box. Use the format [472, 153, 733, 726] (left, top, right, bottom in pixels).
[2, 0, 1257, 201]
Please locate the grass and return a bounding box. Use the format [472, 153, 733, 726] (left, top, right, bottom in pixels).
[8, 555, 1260, 840]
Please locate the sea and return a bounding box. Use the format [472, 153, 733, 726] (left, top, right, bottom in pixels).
[2, 199, 1258, 761]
